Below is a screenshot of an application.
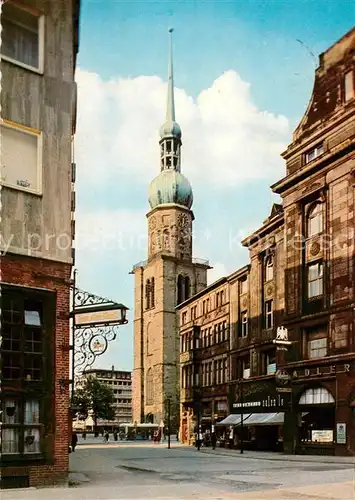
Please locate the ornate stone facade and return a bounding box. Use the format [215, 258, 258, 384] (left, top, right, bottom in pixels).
[178, 28, 355, 456]
[131, 31, 210, 428]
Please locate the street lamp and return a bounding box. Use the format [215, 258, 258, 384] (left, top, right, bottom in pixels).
[240, 378, 244, 454]
[167, 398, 171, 449]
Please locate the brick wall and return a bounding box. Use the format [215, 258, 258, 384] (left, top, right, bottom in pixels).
[1, 253, 71, 487]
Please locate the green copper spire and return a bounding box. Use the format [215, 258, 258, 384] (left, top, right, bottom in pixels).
[160, 28, 181, 140]
[149, 28, 193, 210]
[166, 27, 175, 123]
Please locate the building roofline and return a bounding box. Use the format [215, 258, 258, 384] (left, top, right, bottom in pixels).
[227, 264, 250, 282]
[83, 368, 132, 374]
[318, 26, 355, 67]
[241, 212, 284, 247]
[175, 276, 228, 310]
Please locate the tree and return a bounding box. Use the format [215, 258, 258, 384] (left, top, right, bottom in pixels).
[72, 376, 116, 433]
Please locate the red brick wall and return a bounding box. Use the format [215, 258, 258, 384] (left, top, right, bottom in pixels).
[1, 253, 72, 487]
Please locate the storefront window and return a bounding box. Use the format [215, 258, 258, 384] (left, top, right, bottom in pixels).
[298, 387, 335, 445]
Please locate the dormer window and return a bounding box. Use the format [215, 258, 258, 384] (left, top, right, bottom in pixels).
[305, 144, 324, 164]
[345, 70, 354, 102]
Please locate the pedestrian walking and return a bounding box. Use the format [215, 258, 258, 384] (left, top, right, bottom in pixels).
[71, 432, 78, 452]
[229, 427, 234, 449]
[105, 431, 109, 443]
[211, 432, 217, 450]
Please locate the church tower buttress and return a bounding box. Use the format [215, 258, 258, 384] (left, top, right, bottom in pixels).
[132, 29, 210, 427]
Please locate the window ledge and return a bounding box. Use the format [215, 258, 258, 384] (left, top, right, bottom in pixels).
[1, 55, 44, 75]
[1, 181, 43, 197]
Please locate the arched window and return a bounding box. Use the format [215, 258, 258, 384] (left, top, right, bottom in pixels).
[308, 202, 323, 237]
[184, 276, 191, 300]
[146, 368, 153, 405]
[145, 279, 151, 309]
[299, 387, 335, 405]
[177, 275, 184, 304]
[163, 229, 170, 250]
[151, 278, 155, 308]
[177, 275, 191, 304]
[265, 256, 274, 282]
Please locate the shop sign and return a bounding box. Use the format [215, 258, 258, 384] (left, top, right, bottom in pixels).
[311, 430, 333, 443]
[89, 335, 107, 355]
[292, 363, 351, 379]
[336, 423, 346, 444]
[233, 394, 287, 410]
[275, 370, 291, 386]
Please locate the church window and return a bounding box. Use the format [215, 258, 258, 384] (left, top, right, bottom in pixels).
[145, 279, 151, 309]
[166, 156, 172, 168]
[184, 276, 191, 300]
[166, 140, 172, 153]
[151, 278, 155, 308]
[146, 369, 153, 405]
[177, 275, 184, 304]
[163, 230, 170, 250]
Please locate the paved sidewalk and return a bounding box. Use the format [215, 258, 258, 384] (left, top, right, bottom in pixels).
[1, 480, 354, 500]
[190, 445, 355, 465]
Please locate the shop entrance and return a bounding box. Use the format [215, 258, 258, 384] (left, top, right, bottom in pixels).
[297, 386, 336, 455]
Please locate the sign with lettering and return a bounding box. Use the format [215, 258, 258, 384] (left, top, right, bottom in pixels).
[233, 393, 287, 410]
[75, 308, 123, 327]
[336, 423, 346, 444]
[292, 363, 351, 379]
[311, 430, 333, 443]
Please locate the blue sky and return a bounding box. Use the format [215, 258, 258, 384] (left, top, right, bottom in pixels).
[74, 0, 354, 371]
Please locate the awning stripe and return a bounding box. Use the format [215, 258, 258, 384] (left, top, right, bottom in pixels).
[216, 414, 251, 426]
[217, 412, 285, 426]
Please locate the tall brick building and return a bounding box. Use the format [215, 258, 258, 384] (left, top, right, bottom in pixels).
[178, 28, 355, 456]
[131, 30, 210, 427]
[1, 0, 80, 487]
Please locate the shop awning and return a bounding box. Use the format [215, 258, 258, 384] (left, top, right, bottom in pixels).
[216, 414, 251, 426]
[243, 412, 284, 426]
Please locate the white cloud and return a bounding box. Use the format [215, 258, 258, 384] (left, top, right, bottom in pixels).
[75, 208, 147, 256]
[75, 68, 289, 189]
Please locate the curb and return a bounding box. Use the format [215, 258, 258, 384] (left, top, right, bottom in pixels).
[178, 446, 355, 465]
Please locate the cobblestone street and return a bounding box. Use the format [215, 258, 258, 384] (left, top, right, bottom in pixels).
[2, 439, 354, 499]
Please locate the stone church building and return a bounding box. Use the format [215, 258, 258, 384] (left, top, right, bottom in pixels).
[131, 30, 210, 426]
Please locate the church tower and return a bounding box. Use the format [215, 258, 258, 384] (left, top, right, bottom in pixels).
[131, 29, 210, 427]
